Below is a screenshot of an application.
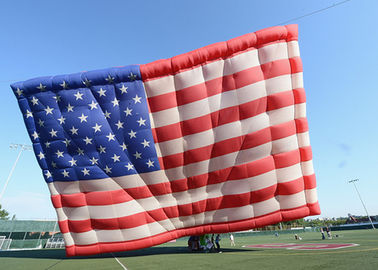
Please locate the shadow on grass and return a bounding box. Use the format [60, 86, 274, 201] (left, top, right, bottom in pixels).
[0, 246, 253, 260]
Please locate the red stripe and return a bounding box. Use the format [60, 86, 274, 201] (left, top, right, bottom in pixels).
[52, 146, 314, 210]
[295, 118, 308, 133]
[153, 90, 303, 143]
[293, 88, 306, 103]
[64, 202, 320, 256]
[304, 174, 317, 189]
[58, 181, 313, 234]
[141, 25, 298, 81]
[147, 58, 298, 113]
[159, 119, 299, 170]
[52, 145, 313, 209]
[51, 189, 133, 208]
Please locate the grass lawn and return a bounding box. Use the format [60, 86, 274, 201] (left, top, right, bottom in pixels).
[0, 229, 377, 270]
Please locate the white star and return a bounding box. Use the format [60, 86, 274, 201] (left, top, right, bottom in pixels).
[128, 72, 137, 81]
[83, 136, 93, 145]
[44, 170, 52, 178]
[119, 84, 128, 94]
[81, 168, 90, 176]
[111, 154, 120, 162]
[74, 91, 84, 100]
[88, 100, 98, 110]
[60, 81, 69, 89]
[31, 131, 39, 140]
[106, 133, 115, 141]
[104, 165, 112, 174]
[70, 126, 78, 135]
[111, 97, 120, 107]
[133, 151, 142, 159]
[58, 116, 66, 124]
[68, 158, 77, 166]
[49, 129, 58, 138]
[55, 150, 64, 158]
[97, 88, 107, 97]
[77, 148, 85, 155]
[124, 107, 132, 116]
[51, 161, 57, 168]
[83, 78, 91, 87]
[44, 106, 54, 115]
[45, 141, 51, 148]
[92, 123, 102, 133]
[38, 119, 44, 127]
[25, 110, 33, 118]
[141, 139, 150, 148]
[146, 159, 154, 168]
[128, 130, 137, 139]
[63, 138, 71, 147]
[120, 142, 127, 151]
[78, 113, 88, 123]
[133, 94, 142, 104]
[53, 95, 61, 102]
[104, 110, 111, 119]
[30, 96, 39, 105]
[98, 145, 106, 153]
[125, 163, 134, 170]
[137, 117, 146, 126]
[38, 152, 45, 160]
[105, 75, 115, 83]
[16, 88, 23, 96]
[66, 103, 74, 112]
[115, 120, 124, 129]
[62, 169, 70, 178]
[90, 157, 99, 165]
[37, 83, 46, 91]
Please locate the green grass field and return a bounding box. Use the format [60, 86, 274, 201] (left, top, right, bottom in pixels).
[1, 230, 377, 270]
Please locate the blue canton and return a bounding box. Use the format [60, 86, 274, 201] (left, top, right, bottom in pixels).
[11, 65, 160, 183]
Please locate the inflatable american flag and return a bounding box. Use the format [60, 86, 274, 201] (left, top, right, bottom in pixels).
[11, 24, 320, 256]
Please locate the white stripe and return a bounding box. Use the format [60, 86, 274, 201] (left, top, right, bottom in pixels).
[150, 74, 294, 128]
[277, 191, 307, 210]
[271, 134, 299, 155]
[301, 160, 314, 176]
[50, 137, 311, 197]
[291, 72, 303, 89]
[258, 41, 288, 65]
[50, 161, 303, 197]
[155, 104, 304, 159]
[56, 200, 146, 220]
[287, 41, 300, 59]
[62, 194, 315, 246]
[305, 188, 318, 204]
[62, 197, 285, 246]
[297, 131, 310, 148]
[276, 163, 303, 183]
[144, 41, 299, 98]
[155, 110, 269, 157]
[56, 167, 310, 225]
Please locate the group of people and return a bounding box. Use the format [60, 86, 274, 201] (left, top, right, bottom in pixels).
[188, 233, 235, 253]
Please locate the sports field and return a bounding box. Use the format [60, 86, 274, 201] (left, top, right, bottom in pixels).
[0, 229, 377, 270]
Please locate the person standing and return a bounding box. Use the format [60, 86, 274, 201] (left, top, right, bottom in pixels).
[320, 227, 325, 240]
[215, 234, 222, 253]
[229, 233, 235, 246]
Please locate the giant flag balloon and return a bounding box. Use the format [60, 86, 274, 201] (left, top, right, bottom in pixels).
[11, 24, 320, 256]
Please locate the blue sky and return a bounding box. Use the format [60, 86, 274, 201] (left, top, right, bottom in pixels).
[0, 0, 377, 220]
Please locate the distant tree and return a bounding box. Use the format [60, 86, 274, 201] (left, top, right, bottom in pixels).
[0, 204, 10, 220]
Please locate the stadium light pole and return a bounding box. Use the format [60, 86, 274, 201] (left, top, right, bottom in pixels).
[348, 179, 375, 230]
[0, 144, 32, 203]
